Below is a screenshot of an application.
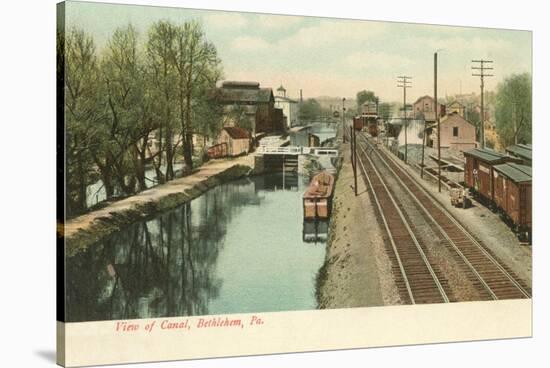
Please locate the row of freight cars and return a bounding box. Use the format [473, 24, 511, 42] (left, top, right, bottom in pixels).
[463, 144, 532, 241]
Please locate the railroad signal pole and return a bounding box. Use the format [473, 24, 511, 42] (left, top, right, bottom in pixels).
[471, 59, 493, 149]
[397, 76, 412, 163]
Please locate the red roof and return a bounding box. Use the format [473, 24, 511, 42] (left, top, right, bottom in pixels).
[223, 126, 250, 139]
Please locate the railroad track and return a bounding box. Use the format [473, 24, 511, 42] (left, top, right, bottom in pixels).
[354, 131, 531, 301]
[349, 128, 450, 304]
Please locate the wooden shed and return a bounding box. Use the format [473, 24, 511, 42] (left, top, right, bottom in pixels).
[463, 148, 520, 203]
[493, 163, 532, 236]
[217, 127, 250, 157]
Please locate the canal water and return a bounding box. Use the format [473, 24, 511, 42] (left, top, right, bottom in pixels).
[310, 123, 338, 144]
[66, 173, 327, 322]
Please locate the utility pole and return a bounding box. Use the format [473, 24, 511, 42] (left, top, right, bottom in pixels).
[472, 59, 493, 149]
[397, 76, 412, 163]
[435, 52, 441, 193]
[342, 97, 346, 144]
[352, 118, 358, 196]
[421, 116, 426, 178]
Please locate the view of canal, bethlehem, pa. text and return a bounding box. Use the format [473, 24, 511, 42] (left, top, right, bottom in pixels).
[57, 1, 532, 366]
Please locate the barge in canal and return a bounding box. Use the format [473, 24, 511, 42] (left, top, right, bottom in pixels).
[303, 171, 335, 220]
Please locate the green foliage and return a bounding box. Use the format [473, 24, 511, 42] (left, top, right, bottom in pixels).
[495, 73, 532, 146]
[356, 90, 378, 110]
[378, 102, 394, 120]
[64, 28, 102, 214]
[96, 24, 147, 195]
[63, 20, 224, 215]
[171, 20, 223, 169]
[299, 98, 323, 121]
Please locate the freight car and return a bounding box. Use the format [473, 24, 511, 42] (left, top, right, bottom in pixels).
[353, 117, 364, 131]
[367, 119, 379, 137]
[493, 163, 532, 241]
[505, 143, 532, 166]
[463, 148, 521, 207]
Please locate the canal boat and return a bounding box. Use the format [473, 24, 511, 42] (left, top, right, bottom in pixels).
[303, 171, 335, 220]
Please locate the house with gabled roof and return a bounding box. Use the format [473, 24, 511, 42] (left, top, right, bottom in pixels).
[216, 126, 251, 157]
[447, 100, 466, 118]
[430, 112, 477, 152]
[413, 95, 445, 122]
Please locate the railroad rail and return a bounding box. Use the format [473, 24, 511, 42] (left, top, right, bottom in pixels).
[350, 128, 450, 304]
[355, 130, 531, 301]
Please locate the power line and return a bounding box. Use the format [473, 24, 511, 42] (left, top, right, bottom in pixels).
[471, 59, 493, 149]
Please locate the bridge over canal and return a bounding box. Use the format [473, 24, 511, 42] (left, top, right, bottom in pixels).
[255, 145, 339, 173]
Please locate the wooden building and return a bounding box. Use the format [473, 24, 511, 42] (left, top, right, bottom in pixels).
[216, 127, 250, 157]
[431, 112, 477, 152]
[217, 81, 279, 137]
[446, 101, 466, 118]
[413, 95, 445, 122]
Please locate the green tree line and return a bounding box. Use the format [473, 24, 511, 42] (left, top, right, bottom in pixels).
[495, 73, 532, 147]
[59, 21, 223, 216]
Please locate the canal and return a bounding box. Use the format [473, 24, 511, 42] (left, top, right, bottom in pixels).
[66, 173, 327, 322]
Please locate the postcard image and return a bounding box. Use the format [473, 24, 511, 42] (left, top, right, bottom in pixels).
[57, 1, 532, 366]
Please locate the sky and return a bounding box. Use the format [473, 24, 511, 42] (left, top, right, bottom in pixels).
[63, 1, 532, 103]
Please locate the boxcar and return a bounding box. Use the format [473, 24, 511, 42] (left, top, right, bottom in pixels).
[505, 144, 532, 166]
[367, 121, 379, 137]
[493, 163, 532, 240]
[353, 117, 364, 131]
[463, 148, 520, 205]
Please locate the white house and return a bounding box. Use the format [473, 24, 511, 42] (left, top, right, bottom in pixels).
[274, 84, 299, 128]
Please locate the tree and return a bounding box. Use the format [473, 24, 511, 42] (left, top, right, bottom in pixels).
[96, 24, 148, 196]
[299, 98, 322, 121]
[378, 102, 394, 121]
[62, 20, 227, 214]
[495, 73, 532, 146]
[64, 28, 102, 215]
[171, 21, 223, 172]
[356, 90, 377, 110]
[146, 21, 179, 182]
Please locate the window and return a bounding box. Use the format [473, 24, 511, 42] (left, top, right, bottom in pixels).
[453, 127, 459, 137]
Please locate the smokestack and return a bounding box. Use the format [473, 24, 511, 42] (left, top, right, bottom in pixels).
[300, 89, 303, 103]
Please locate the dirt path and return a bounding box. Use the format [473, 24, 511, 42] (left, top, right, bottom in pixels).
[317, 143, 401, 309]
[61, 155, 254, 256]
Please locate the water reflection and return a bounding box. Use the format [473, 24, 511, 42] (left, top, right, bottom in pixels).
[302, 221, 329, 243]
[66, 173, 327, 322]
